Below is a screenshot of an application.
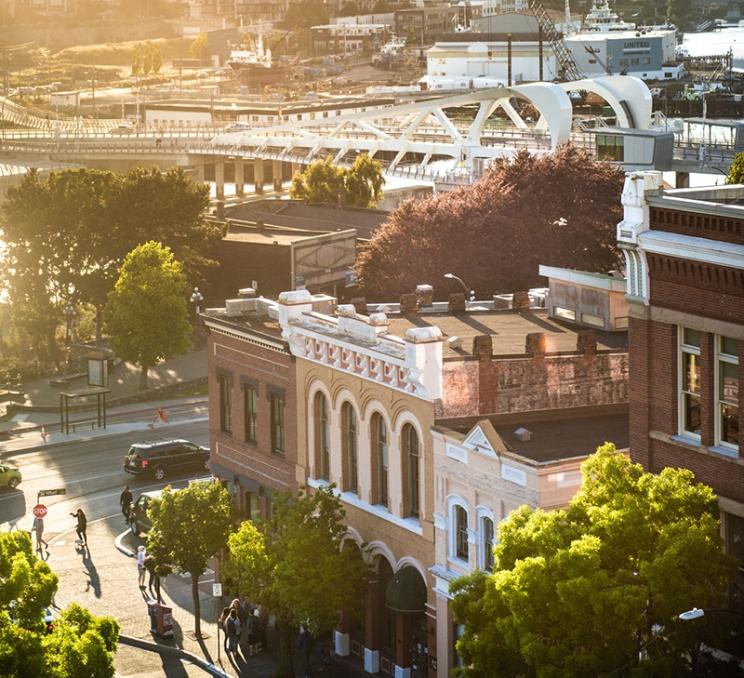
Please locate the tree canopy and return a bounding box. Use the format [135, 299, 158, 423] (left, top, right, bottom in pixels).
[0, 166, 218, 355]
[104, 241, 192, 389]
[0, 532, 119, 678]
[451, 444, 737, 678]
[227, 486, 367, 672]
[290, 154, 384, 208]
[355, 145, 624, 300]
[726, 152, 744, 185]
[147, 481, 232, 638]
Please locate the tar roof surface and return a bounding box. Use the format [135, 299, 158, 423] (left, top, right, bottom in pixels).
[386, 309, 627, 358]
[225, 200, 388, 239]
[494, 412, 629, 464]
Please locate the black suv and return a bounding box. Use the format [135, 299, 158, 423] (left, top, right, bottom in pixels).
[124, 439, 210, 481]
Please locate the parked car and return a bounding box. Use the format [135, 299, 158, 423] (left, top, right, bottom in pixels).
[224, 121, 251, 133]
[110, 121, 135, 135]
[0, 463, 21, 490]
[123, 439, 210, 481]
[128, 489, 163, 536]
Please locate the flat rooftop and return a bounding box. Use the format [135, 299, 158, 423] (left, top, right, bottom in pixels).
[648, 184, 744, 210]
[202, 305, 284, 342]
[438, 411, 629, 464]
[386, 309, 627, 358]
[225, 200, 388, 239]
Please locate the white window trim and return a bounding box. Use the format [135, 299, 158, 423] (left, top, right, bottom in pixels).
[714, 335, 739, 454]
[447, 495, 470, 566]
[678, 326, 702, 442]
[476, 506, 496, 571]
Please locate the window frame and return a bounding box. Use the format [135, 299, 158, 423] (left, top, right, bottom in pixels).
[313, 392, 330, 479]
[454, 505, 469, 561]
[678, 327, 702, 440]
[243, 382, 257, 444]
[218, 373, 232, 434]
[480, 515, 495, 572]
[371, 412, 389, 508]
[715, 335, 739, 453]
[270, 393, 285, 455]
[341, 402, 358, 494]
[402, 424, 421, 519]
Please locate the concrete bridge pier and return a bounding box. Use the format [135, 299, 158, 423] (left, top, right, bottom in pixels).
[194, 163, 205, 184]
[215, 161, 225, 200]
[291, 162, 303, 178]
[235, 159, 245, 197]
[273, 160, 283, 192]
[254, 159, 264, 195]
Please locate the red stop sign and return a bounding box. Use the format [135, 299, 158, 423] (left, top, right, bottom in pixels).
[33, 504, 47, 518]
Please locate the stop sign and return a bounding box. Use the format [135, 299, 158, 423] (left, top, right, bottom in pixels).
[33, 504, 47, 519]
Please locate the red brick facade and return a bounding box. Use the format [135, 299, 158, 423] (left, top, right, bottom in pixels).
[206, 326, 299, 513]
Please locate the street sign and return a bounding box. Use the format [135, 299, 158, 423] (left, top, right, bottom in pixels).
[38, 489, 66, 498]
[212, 582, 222, 597]
[33, 504, 47, 518]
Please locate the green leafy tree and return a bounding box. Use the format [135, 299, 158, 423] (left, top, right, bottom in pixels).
[451, 444, 737, 678]
[284, 0, 329, 31]
[189, 33, 208, 61]
[1, 167, 218, 348]
[667, 0, 692, 29]
[0, 532, 119, 678]
[726, 152, 744, 185]
[290, 154, 384, 208]
[147, 481, 232, 639]
[104, 241, 192, 390]
[227, 486, 367, 675]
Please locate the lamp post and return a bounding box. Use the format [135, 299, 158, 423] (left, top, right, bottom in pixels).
[678, 607, 744, 675]
[444, 272, 475, 302]
[190, 287, 204, 350]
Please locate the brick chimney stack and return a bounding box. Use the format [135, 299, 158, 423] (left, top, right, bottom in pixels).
[513, 291, 530, 310]
[577, 329, 597, 355]
[472, 335, 493, 361]
[400, 293, 418, 314]
[525, 332, 546, 357]
[448, 293, 466, 313]
[416, 284, 434, 309]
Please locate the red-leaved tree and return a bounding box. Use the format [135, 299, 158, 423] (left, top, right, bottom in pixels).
[355, 145, 625, 300]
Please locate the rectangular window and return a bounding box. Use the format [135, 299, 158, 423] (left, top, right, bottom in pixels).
[717, 336, 739, 451]
[219, 374, 232, 434]
[581, 312, 606, 328]
[554, 306, 576, 321]
[270, 394, 285, 455]
[596, 134, 625, 162]
[482, 517, 495, 571]
[455, 506, 468, 560]
[680, 328, 701, 438]
[243, 383, 257, 443]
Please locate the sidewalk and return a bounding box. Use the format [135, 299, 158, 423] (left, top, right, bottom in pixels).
[50, 518, 364, 678]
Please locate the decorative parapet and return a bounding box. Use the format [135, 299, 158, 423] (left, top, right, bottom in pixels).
[617, 171, 662, 304]
[277, 293, 444, 401]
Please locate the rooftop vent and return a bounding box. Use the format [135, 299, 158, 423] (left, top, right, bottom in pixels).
[448, 336, 462, 350]
[514, 427, 532, 442]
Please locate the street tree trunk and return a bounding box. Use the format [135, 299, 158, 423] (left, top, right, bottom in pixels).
[192, 573, 202, 639]
[139, 364, 149, 390]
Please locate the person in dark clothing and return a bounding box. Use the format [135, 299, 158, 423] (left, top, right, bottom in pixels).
[299, 626, 314, 678]
[218, 605, 231, 653]
[70, 508, 87, 545]
[143, 554, 158, 591]
[120, 486, 133, 521]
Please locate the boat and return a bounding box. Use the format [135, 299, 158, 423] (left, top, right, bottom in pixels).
[227, 31, 288, 90]
[583, 0, 636, 32]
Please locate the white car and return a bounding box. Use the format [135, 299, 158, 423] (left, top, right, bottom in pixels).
[224, 122, 251, 133]
[111, 122, 135, 135]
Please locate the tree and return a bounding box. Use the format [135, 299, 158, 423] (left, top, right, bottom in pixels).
[355, 145, 624, 300]
[104, 241, 192, 390]
[189, 33, 208, 61]
[451, 444, 737, 678]
[290, 154, 384, 208]
[1, 167, 218, 347]
[227, 486, 367, 675]
[726, 152, 744, 185]
[284, 0, 329, 31]
[147, 481, 232, 639]
[667, 0, 692, 29]
[0, 532, 119, 678]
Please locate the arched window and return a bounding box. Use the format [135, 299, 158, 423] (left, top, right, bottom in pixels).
[481, 516, 495, 572]
[402, 424, 420, 518]
[341, 402, 358, 494]
[371, 413, 388, 508]
[313, 392, 330, 480]
[454, 505, 469, 561]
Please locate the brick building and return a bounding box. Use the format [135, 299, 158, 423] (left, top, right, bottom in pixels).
[618, 172, 744, 610]
[202, 288, 301, 517]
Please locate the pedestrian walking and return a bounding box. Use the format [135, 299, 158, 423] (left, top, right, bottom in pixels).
[32, 515, 49, 553]
[70, 508, 87, 546]
[143, 553, 158, 592]
[299, 626, 314, 678]
[120, 485, 133, 521]
[218, 605, 231, 653]
[224, 608, 241, 656]
[40, 427, 48, 444]
[136, 545, 146, 588]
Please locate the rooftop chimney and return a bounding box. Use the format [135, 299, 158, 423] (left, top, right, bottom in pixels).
[577, 329, 597, 355]
[448, 292, 466, 313]
[525, 332, 546, 357]
[472, 334, 493, 361]
[513, 291, 530, 310]
[416, 284, 434, 309]
[400, 293, 418, 314]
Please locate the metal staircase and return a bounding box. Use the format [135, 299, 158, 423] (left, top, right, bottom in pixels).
[528, 0, 585, 81]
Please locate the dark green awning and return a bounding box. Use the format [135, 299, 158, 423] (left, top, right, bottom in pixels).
[385, 566, 427, 614]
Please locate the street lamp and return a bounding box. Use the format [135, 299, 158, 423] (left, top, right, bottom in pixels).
[190, 287, 204, 315]
[444, 272, 475, 301]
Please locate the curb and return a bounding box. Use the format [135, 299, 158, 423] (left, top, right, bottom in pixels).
[114, 528, 136, 558]
[118, 634, 230, 677]
[0, 416, 209, 457]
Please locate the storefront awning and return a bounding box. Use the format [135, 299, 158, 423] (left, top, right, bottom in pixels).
[385, 566, 427, 614]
